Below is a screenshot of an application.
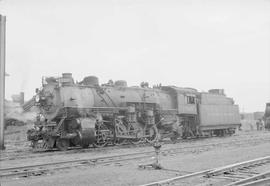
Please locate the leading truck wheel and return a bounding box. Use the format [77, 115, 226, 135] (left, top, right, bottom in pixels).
[32, 140, 50, 152]
[146, 126, 158, 143]
[56, 138, 69, 151]
[32, 137, 55, 152]
[93, 132, 108, 148]
[93, 123, 109, 148]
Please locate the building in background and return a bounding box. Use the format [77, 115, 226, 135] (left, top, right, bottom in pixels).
[264, 103, 270, 130]
[240, 112, 265, 131]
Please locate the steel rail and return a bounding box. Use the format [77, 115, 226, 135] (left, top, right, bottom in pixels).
[0, 150, 154, 173]
[237, 177, 270, 186]
[139, 156, 270, 186]
[225, 171, 270, 186]
[1, 138, 254, 178]
[206, 156, 270, 177]
[139, 169, 213, 186]
[2, 135, 269, 162]
[0, 153, 153, 178]
[0, 139, 223, 177]
[1, 136, 270, 179]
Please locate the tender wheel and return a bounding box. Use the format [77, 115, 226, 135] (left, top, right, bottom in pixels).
[56, 138, 69, 151]
[145, 126, 158, 143]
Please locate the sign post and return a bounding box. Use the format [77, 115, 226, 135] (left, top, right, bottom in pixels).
[0, 15, 6, 150]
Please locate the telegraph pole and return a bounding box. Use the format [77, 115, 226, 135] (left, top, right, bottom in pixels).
[0, 15, 6, 150]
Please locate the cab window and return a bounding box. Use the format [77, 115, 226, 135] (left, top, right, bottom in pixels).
[187, 96, 195, 104]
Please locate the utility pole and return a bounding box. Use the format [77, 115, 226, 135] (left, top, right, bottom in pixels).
[0, 15, 6, 150]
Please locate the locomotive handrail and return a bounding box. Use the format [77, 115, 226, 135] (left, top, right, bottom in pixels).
[65, 106, 129, 109]
[102, 88, 118, 107]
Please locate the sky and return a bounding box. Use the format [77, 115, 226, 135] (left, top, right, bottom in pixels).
[0, 0, 269, 112]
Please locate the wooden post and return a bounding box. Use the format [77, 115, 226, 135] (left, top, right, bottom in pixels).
[0, 15, 6, 150]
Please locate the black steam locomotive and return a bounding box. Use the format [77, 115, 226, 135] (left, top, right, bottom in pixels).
[27, 73, 241, 151]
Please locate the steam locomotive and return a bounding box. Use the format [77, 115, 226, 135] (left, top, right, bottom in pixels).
[27, 73, 241, 151]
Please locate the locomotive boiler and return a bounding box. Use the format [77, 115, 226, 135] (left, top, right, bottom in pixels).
[27, 73, 241, 151]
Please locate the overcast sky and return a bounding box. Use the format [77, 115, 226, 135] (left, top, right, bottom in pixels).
[0, 0, 269, 112]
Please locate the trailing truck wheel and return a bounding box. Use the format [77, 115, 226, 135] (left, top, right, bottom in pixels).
[146, 126, 158, 143]
[56, 138, 69, 151]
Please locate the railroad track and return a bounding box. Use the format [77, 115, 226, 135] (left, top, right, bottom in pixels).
[0, 150, 154, 179]
[1, 135, 269, 162]
[2, 131, 269, 161]
[1, 136, 270, 181]
[0, 137, 215, 161]
[0, 144, 193, 179]
[140, 156, 270, 186]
